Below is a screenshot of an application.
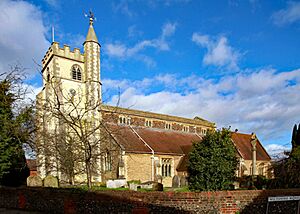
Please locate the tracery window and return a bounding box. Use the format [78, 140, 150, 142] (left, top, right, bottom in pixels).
[161, 158, 172, 177]
[71, 65, 82, 81]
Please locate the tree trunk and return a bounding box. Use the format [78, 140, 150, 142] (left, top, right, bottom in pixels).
[86, 161, 92, 189]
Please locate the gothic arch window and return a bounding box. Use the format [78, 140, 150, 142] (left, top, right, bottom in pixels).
[161, 158, 172, 177]
[71, 65, 82, 81]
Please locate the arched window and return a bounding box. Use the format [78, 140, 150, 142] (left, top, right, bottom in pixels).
[161, 158, 172, 177]
[71, 65, 82, 81]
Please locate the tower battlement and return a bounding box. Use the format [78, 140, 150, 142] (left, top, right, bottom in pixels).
[42, 42, 84, 69]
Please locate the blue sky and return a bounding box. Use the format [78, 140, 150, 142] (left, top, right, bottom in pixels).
[1, 0, 300, 157]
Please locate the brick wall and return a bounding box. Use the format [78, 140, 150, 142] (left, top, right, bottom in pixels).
[1, 187, 299, 214]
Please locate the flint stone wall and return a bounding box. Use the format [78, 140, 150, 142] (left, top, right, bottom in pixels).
[0, 187, 300, 213]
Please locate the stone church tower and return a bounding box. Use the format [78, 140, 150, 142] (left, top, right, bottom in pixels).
[36, 14, 103, 183]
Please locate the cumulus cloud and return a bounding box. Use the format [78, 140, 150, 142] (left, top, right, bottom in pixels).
[105, 22, 177, 67]
[104, 68, 300, 146]
[272, 1, 300, 26]
[265, 144, 290, 159]
[192, 33, 240, 71]
[0, 0, 49, 75]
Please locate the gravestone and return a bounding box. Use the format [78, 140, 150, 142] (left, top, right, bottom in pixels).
[27, 175, 43, 187]
[152, 182, 163, 191]
[107, 179, 127, 188]
[172, 175, 180, 188]
[129, 183, 138, 191]
[180, 176, 188, 187]
[43, 175, 59, 187]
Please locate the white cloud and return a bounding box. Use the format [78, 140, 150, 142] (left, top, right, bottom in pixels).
[272, 1, 300, 26]
[0, 0, 49, 75]
[112, 0, 135, 17]
[106, 43, 127, 58]
[265, 144, 290, 159]
[105, 68, 300, 147]
[105, 22, 176, 66]
[128, 25, 143, 38]
[192, 33, 240, 71]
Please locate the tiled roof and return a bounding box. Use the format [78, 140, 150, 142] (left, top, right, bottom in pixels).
[132, 126, 202, 155]
[105, 124, 271, 171]
[105, 123, 202, 155]
[231, 132, 271, 161]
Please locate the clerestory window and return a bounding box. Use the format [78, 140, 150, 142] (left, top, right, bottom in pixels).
[183, 126, 189, 132]
[145, 120, 152, 127]
[119, 116, 131, 125]
[165, 123, 172, 130]
[71, 65, 82, 81]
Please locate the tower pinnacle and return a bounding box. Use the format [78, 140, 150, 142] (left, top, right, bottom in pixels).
[84, 10, 99, 44]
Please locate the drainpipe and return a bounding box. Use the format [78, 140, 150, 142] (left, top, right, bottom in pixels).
[129, 126, 155, 181]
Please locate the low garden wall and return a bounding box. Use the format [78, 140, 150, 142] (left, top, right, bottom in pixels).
[0, 187, 300, 213]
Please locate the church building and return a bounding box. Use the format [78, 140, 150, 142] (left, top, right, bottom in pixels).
[36, 15, 271, 187]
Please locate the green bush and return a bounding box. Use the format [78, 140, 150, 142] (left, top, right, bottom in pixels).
[188, 128, 239, 191]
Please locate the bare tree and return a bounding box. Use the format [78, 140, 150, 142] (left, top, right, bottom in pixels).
[36, 76, 123, 188]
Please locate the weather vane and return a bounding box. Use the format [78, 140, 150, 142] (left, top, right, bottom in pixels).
[84, 9, 96, 25]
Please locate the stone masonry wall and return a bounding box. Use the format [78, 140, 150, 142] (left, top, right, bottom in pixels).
[1, 187, 300, 214]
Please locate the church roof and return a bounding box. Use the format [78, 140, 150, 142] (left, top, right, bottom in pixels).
[105, 123, 202, 155]
[106, 123, 270, 161]
[231, 132, 271, 161]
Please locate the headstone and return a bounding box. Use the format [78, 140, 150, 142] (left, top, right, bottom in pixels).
[43, 175, 59, 187]
[140, 181, 153, 189]
[106, 179, 127, 188]
[172, 175, 180, 188]
[152, 182, 163, 191]
[180, 176, 188, 187]
[27, 175, 43, 187]
[129, 183, 138, 191]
